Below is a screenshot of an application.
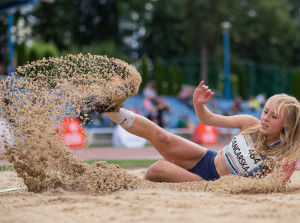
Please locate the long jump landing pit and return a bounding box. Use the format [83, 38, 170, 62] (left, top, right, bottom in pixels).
[0, 54, 300, 223]
[0, 170, 300, 223]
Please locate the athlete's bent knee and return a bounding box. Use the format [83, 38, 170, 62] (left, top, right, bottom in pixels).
[144, 160, 169, 182]
[156, 130, 171, 146]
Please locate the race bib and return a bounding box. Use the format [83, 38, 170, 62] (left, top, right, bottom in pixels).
[223, 134, 265, 176]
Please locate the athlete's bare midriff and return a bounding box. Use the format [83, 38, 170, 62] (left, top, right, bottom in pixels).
[214, 149, 232, 177]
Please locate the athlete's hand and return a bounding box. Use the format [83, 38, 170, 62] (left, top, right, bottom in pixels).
[278, 159, 297, 185]
[193, 80, 214, 105]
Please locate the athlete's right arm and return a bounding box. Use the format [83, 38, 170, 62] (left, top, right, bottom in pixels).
[193, 81, 259, 130]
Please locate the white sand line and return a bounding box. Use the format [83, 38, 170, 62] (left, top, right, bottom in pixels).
[0, 188, 21, 193]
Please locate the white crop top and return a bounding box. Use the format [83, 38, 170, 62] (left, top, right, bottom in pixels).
[223, 134, 265, 177]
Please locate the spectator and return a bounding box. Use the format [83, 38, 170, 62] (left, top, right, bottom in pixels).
[207, 98, 222, 115]
[256, 93, 267, 107]
[248, 96, 261, 111]
[143, 96, 156, 122]
[153, 97, 170, 128]
[177, 86, 194, 108]
[177, 115, 195, 130]
[231, 96, 242, 115]
[142, 82, 157, 100]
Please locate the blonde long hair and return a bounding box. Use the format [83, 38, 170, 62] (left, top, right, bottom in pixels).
[240, 94, 300, 161]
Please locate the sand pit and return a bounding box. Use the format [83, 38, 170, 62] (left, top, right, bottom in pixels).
[0, 169, 300, 223]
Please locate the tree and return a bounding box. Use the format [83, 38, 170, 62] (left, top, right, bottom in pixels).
[154, 57, 164, 95]
[229, 0, 300, 67]
[140, 56, 150, 91]
[143, 0, 186, 59]
[16, 42, 27, 66]
[182, 0, 239, 84]
[31, 0, 122, 50]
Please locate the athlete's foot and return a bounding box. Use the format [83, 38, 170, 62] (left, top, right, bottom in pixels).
[81, 75, 137, 115]
[83, 94, 121, 115]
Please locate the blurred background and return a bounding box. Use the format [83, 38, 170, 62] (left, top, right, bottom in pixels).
[1, 0, 300, 147]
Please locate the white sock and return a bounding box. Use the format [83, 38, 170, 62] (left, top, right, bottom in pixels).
[104, 108, 135, 129]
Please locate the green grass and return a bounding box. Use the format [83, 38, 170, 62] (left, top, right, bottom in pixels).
[0, 159, 160, 171]
[0, 165, 14, 172]
[86, 159, 159, 169]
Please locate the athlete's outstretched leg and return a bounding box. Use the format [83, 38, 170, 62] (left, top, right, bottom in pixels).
[104, 108, 207, 171]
